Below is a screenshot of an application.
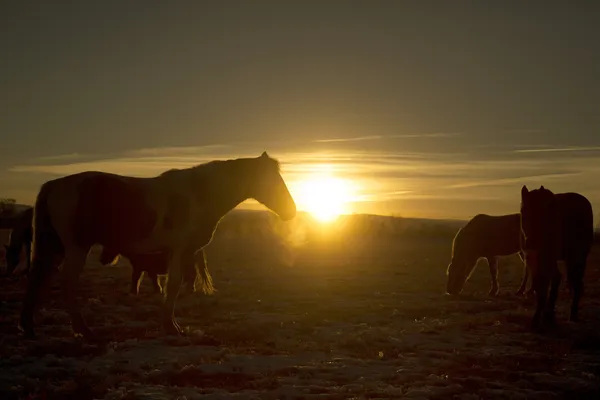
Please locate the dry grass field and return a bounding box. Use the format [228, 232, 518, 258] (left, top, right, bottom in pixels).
[1, 212, 600, 399]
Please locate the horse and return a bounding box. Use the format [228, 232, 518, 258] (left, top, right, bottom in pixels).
[98, 246, 198, 295]
[19, 151, 296, 340]
[445, 213, 531, 297]
[3, 207, 33, 275]
[520, 185, 594, 329]
[2, 205, 196, 294]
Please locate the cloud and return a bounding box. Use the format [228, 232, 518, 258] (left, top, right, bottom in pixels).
[313, 135, 385, 143]
[514, 146, 600, 153]
[34, 153, 87, 162]
[126, 144, 232, 157]
[313, 132, 462, 143]
[445, 171, 582, 189]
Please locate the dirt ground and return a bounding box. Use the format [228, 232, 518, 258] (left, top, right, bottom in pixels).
[1, 221, 600, 399]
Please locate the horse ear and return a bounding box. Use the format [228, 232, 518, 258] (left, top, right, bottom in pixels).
[260, 151, 268, 158]
[521, 185, 529, 198]
[540, 185, 545, 190]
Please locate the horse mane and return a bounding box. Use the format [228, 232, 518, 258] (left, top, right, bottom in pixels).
[160, 153, 281, 179]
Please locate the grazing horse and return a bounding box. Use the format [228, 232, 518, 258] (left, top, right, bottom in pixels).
[520, 185, 594, 329]
[3, 207, 33, 275]
[98, 247, 198, 295]
[446, 213, 530, 296]
[19, 151, 296, 340]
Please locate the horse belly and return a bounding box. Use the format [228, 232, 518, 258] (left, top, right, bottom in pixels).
[130, 252, 170, 275]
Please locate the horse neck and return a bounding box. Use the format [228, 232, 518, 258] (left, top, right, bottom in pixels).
[195, 165, 256, 220]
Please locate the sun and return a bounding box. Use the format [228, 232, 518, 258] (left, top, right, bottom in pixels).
[293, 173, 356, 222]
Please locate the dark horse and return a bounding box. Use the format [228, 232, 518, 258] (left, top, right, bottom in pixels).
[98, 247, 198, 295]
[2, 204, 195, 294]
[520, 185, 594, 329]
[3, 207, 33, 275]
[19, 151, 297, 340]
[446, 213, 531, 297]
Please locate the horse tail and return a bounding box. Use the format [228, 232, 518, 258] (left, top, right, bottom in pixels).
[195, 249, 216, 295]
[20, 180, 64, 336]
[31, 181, 63, 263]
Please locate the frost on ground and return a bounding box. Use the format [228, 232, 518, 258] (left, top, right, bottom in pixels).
[1, 215, 600, 399]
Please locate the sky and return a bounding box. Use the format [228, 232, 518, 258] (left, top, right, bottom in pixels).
[1, 1, 600, 222]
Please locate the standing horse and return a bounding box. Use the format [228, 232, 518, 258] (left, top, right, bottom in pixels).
[19, 151, 296, 340]
[446, 213, 530, 296]
[4, 207, 33, 275]
[520, 185, 593, 329]
[98, 247, 198, 295]
[1, 204, 193, 294]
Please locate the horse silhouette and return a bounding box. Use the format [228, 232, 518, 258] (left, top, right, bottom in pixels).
[19, 151, 296, 341]
[446, 213, 530, 297]
[98, 246, 198, 295]
[520, 185, 594, 329]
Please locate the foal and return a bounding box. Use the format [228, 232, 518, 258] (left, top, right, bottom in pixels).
[98, 247, 198, 295]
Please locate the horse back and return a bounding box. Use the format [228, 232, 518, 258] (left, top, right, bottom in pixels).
[43, 171, 160, 250]
[455, 213, 522, 258]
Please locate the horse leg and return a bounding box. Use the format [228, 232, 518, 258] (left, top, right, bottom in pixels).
[148, 270, 162, 294]
[531, 265, 550, 330]
[486, 256, 499, 296]
[25, 241, 32, 274]
[524, 255, 536, 298]
[516, 251, 528, 296]
[181, 250, 200, 295]
[162, 252, 185, 335]
[60, 247, 96, 339]
[567, 258, 586, 322]
[130, 267, 143, 295]
[19, 252, 63, 338]
[543, 262, 561, 326]
[59, 248, 93, 336]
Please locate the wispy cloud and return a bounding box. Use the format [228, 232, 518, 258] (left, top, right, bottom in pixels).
[445, 172, 582, 189]
[34, 153, 87, 162]
[514, 146, 600, 153]
[313, 132, 462, 143]
[126, 144, 232, 157]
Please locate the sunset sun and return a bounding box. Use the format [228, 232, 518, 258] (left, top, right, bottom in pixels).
[293, 173, 356, 222]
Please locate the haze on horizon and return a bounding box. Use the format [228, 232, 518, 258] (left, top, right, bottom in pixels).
[1, 1, 600, 222]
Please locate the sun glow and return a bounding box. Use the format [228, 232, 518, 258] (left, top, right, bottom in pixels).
[292, 173, 357, 222]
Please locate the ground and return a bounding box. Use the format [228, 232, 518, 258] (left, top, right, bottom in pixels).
[1, 215, 600, 399]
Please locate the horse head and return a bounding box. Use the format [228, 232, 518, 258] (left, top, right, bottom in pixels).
[520, 185, 558, 252]
[251, 151, 296, 221]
